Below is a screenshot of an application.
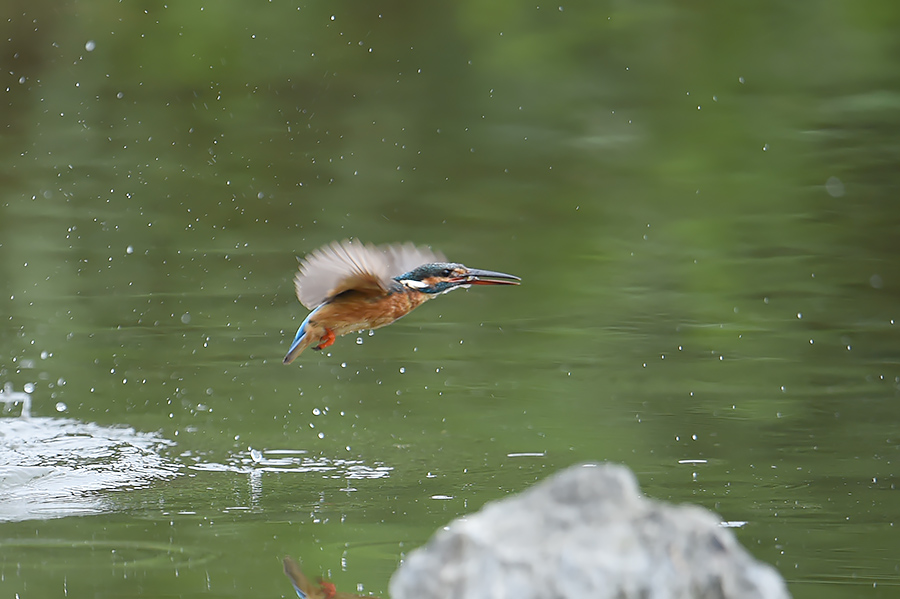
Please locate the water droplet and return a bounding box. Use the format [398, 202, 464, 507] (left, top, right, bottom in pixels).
[85, 40, 96, 51]
[55, 402, 67, 412]
[825, 176, 844, 198]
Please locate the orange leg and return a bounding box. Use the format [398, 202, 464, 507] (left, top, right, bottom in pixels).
[317, 579, 337, 599]
[312, 327, 336, 351]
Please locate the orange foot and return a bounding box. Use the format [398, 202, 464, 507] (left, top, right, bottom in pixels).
[317, 579, 337, 599]
[312, 328, 336, 351]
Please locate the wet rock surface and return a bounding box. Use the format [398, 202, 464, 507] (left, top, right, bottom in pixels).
[391, 463, 790, 599]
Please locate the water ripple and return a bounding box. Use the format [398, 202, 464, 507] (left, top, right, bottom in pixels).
[0, 416, 178, 522]
[186, 447, 393, 479]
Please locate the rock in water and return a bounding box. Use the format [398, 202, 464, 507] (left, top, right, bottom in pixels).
[390, 463, 790, 599]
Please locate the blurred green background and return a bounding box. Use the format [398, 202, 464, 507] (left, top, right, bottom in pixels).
[2, 0, 899, 597]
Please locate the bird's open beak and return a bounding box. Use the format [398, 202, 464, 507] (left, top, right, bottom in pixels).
[453, 268, 521, 286]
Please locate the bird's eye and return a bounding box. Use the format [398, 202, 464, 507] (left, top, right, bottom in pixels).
[441, 268, 452, 277]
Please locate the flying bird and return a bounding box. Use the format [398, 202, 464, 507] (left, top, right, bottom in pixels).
[283, 240, 520, 364]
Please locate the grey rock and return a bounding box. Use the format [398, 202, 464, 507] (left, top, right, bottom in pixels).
[390, 463, 790, 599]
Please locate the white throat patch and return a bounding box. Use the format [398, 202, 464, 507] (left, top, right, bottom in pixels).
[440, 284, 470, 295]
[400, 279, 429, 290]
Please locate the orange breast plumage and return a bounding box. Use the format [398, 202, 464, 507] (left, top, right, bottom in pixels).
[309, 288, 430, 337]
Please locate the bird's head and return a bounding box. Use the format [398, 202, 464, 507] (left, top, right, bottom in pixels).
[395, 262, 521, 294]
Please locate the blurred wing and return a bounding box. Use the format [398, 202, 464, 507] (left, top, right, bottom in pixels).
[294, 240, 446, 309]
[384, 242, 446, 278]
[295, 240, 390, 309]
[283, 557, 316, 599]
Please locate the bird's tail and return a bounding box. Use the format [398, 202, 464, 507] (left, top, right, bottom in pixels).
[283, 323, 315, 364]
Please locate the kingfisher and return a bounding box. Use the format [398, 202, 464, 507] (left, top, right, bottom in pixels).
[283, 239, 520, 364]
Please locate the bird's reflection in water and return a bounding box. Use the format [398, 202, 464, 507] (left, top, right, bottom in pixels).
[282, 556, 381, 599]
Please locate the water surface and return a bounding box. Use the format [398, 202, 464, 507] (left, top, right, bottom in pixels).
[2, 1, 899, 597]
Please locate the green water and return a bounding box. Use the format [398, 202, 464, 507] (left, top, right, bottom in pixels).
[2, 1, 900, 597]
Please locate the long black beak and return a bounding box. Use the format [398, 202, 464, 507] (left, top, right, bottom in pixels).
[454, 268, 521, 286]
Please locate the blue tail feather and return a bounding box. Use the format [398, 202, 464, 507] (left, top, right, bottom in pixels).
[284, 311, 315, 364]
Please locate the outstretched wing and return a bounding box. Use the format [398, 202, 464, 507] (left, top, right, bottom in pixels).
[294, 240, 446, 309]
[384, 241, 446, 279]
